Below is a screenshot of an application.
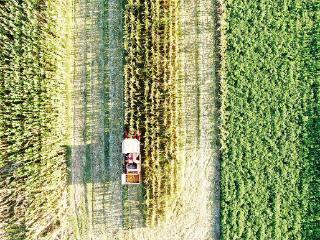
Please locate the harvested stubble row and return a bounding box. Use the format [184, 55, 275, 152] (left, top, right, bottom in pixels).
[0, 1, 68, 239]
[220, 1, 319, 239]
[124, 0, 181, 226]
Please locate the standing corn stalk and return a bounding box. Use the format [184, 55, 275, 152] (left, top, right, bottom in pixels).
[123, 0, 181, 226]
[0, 1, 70, 239]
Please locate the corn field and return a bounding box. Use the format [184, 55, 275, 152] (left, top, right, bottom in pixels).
[0, 0, 318, 240]
[0, 1, 71, 239]
[124, 0, 182, 226]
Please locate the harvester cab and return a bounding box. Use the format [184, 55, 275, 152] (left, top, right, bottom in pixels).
[121, 131, 141, 185]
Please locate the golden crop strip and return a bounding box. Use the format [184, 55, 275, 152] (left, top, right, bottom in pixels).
[123, 0, 181, 226]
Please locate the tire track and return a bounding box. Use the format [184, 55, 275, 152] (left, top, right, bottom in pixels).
[198, 0, 220, 238]
[172, 0, 219, 239]
[72, 0, 145, 239]
[88, 0, 110, 238]
[106, 0, 124, 235]
[72, 0, 90, 238]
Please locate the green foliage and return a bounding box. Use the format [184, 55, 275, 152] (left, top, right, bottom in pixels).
[220, 1, 319, 239]
[300, 2, 320, 239]
[0, 1, 68, 239]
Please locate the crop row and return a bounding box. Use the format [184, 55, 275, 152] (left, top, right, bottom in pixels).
[124, 0, 181, 226]
[220, 1, 319, 239]
[0, 1, 69, 239]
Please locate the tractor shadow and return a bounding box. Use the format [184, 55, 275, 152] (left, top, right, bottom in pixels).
[68, 142, 146, 237]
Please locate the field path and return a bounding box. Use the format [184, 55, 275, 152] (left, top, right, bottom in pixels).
[179, 0, 220, 239]
[71, 0, 144, 239]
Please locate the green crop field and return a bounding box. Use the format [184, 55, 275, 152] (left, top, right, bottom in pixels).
[0, 0, 318, 240]
[0, 1, 72, 239]
[220, 0, 319, 239]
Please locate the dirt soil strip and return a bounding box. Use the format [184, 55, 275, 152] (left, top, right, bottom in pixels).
[174, 0, 219, 239]
[72, 0, 90, 238]
[72, 0, 146, 239]
[179, 0, 209, 238]
[105, 0, 124, 236]
[198, 0, 220, 238]
[87, 0, 110, 238]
